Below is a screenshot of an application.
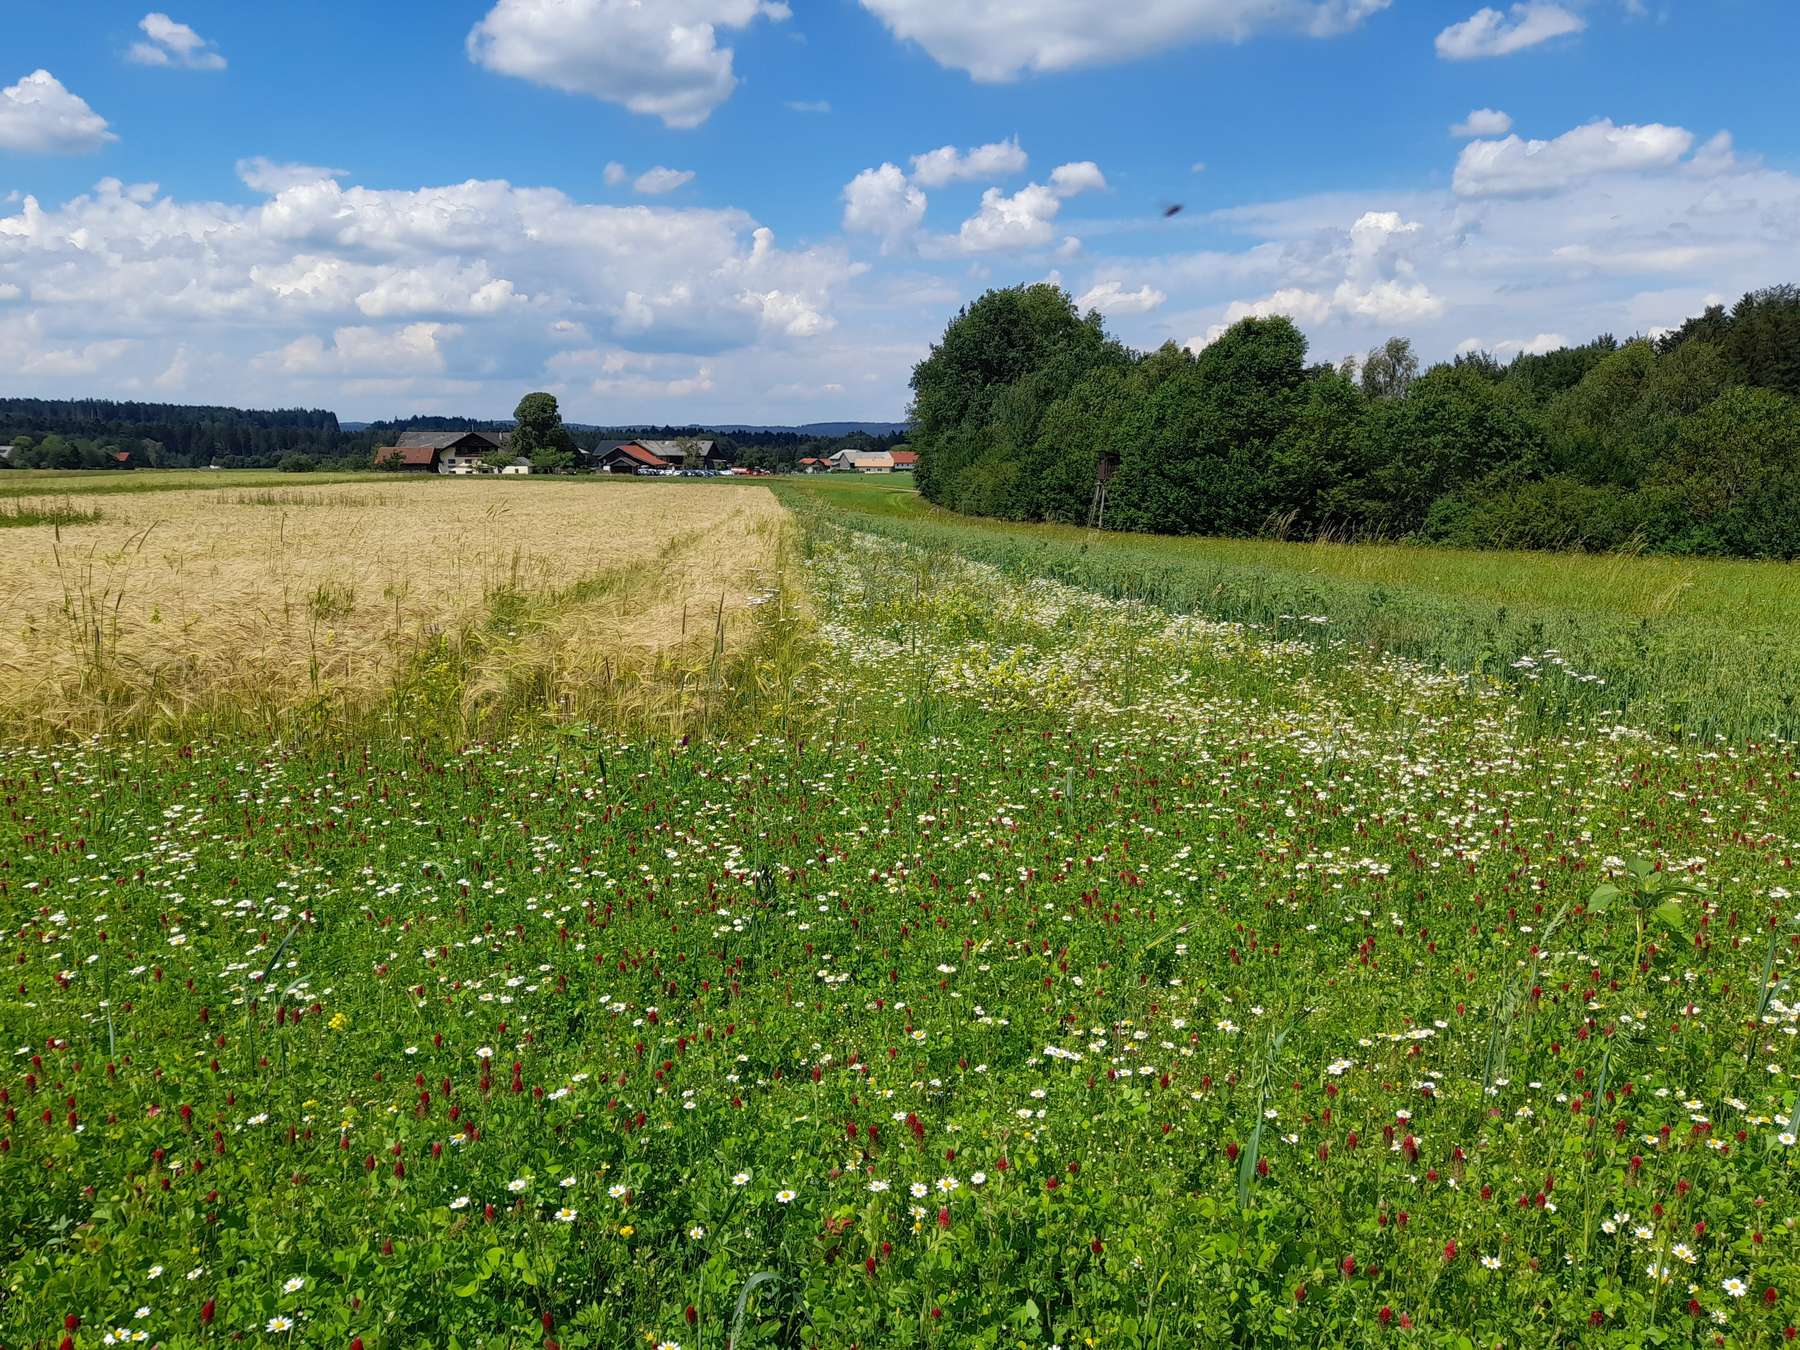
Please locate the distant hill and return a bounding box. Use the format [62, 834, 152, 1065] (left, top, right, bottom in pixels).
[0, 399, 906, 469]
[710, 422, 909, 436]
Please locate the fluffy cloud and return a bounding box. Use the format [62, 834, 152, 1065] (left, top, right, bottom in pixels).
[1453, 118, 1695, 196]
[1458, 332, 1570, 357]
[1195, 276, 1443, 346]
[956, 183, 1065, 252]
[128, 13, 228, 70]
[1451, 107, 1513, 138]
[236, 158, 347, 194]
[909, 138, 1028, 187]
[467, 0, 790, 129]
[0, 70, 116, 155]
[0, 173, 860, 412]
[633, 167, 696, 196]
[263, 323, 460, 377]
[548, 348, 719, 399]
[1049, 161, 1108, 197]
[1435, 4, 1584, 59]
[858, 0, 1390, 80]
[947, 164, 1107, 253]
[1075, 280, 1167, 314]
[842, 164, 928, 248]
[1153, 110, 1799, 373]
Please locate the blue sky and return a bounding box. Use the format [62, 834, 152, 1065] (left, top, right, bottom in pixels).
[2, 1, 1796, 422]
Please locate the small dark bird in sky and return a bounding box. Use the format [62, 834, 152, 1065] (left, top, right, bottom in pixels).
[1162, 203, 1185, 218]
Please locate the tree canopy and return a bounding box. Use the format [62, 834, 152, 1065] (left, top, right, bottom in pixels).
[909, 283, 1800, 560]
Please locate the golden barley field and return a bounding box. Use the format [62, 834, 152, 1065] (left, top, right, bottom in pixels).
[0, 478, 789, 739]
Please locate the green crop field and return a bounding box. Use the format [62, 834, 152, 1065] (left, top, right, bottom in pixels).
[2, 473, 1797, 1348]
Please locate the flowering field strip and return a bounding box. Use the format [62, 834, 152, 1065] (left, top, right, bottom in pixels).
[780, 476, 1800, 746]
[3, 514, 1799, 1347]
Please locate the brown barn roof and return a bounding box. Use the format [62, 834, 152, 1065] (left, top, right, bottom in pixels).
[890, 450, 918, 466]
[375, 444, 440, 467]
[596, 441, 670, 468]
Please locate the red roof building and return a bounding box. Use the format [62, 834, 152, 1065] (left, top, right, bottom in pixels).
[592, 440, 673, 473]
[889, 450, 918, 469]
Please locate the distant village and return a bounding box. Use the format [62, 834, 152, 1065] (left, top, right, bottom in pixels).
[0, 397, 912, 475]
[371, 431, 916, 477]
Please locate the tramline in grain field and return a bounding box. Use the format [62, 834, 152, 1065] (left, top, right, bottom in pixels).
[0, 478, 787, 740]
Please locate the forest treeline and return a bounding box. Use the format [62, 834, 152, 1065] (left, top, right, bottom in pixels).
[912, 283, 1800, 559]
[0, 400, 904, 472]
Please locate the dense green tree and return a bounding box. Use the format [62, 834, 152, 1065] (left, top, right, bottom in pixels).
[1367, 365, 1545, 532]
[901, 277, 1800, 559]
[1544, 341, 1658, 486]
[509, 392, 579, 471]
[911, 284, 1124, 508]
[1722, 286, 1800, 398]
[1030, 365, 1142, 524]
[1503, 336, 1621, 404]
[1653, 387, 1800, 557]
[1359, 336, 1418, 401]
[1270, 370, 1374, 531]
[1108, 317, 1305, 536]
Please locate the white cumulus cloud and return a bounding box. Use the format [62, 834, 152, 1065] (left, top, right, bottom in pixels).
[128, 13, 228, 70]
[942, 162, 1108, 254]
[1049, 161, 1108, 197]
[1075, 280, 1167, 314]
[467, 0, 790, 128]
[1453, 118, 1695, 196]
[264, 323, 459, 377]
[0, 70, 116, 154]
[955, 183, 1065, 252]
[909, 138, 1028, 187]
[634, 167, 696, 196]
[1435, 3, 1584, 59]
[1451, 108, 1513, 138]
[858, 0, 1391, 81]
[237, 158, 347, 194]
[1458, 332, 1571, 357]
[842, 164, 928, 248]
[0, 174, 859, 415]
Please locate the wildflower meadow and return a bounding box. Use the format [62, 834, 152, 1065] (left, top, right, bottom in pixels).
[3, 479, 1797, 1347]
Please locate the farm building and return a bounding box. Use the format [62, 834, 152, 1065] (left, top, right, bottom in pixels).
[889, 449, 917, 471]
[796, 457, 829, 473]
[637, 439, 723, 469]
[374, 430, 512, 474]
[829, 449, 894, 473]
[591, 440, 672, 474]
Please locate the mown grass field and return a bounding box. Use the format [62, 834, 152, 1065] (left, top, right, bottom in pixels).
[2, 471, 1797, 1349]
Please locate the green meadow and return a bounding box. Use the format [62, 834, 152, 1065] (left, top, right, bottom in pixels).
[2, 472, 1796, 1348]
